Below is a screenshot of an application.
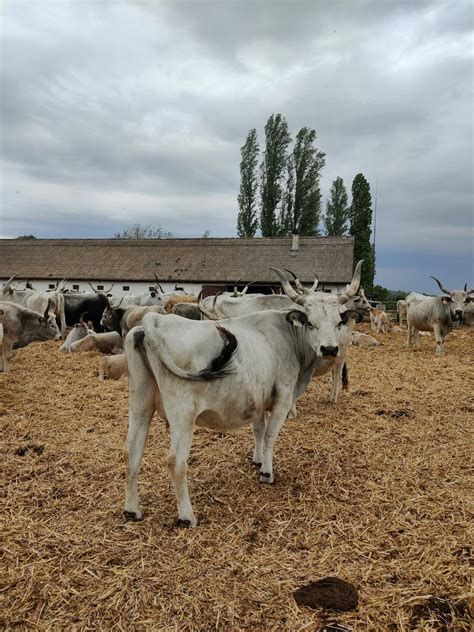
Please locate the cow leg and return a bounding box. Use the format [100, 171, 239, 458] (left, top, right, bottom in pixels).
[434, 323, 444, 355]
[406, 321, 413, 348]
[259, 402, 290, 484]
[123, 335, 157, 521]
[0, 339, 13, 372]
[167, 417, 197, 527]
[251, 417, 266, 466]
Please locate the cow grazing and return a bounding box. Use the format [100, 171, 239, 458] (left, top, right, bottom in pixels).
[171, 302, 202, 320]
[406, 277, 472, 354]
[101, 302, 166, 338]
[68, 331, 123, 354]
[1, 275, 66, 336]
[0, 301, 61, 371]
[99, 354, 129, 380]
[370, 308, 391, 333]
[123, 262, 363, 526]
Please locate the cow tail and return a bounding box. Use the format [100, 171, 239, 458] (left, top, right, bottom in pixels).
[342, 363, 349, 390]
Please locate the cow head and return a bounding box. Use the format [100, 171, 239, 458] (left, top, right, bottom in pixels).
[430, 276, 473, 322]
[101, 298, 124, 332]
[38, 300, 61, 340]
[271, 261, 362, 358]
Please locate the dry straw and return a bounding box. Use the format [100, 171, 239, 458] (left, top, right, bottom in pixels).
[1, 326, 473, 630]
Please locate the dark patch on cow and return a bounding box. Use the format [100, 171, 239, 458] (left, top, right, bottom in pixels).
[134, 329, 145, 349]
[408, 596, 469, 630]
[293, 577, 358, 612]
[195, 325, 238, 381]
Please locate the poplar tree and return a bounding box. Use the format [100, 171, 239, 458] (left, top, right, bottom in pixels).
[236, 129, 259, 238]
[291, 127, 325, 235]
[324, 177, 349, 235]
[259, 114, 291, 237]
[349, 173, 374, 289]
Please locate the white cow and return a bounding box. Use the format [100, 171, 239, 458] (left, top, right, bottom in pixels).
[406, 277, 472, 355]
[123, 262, 363, 526]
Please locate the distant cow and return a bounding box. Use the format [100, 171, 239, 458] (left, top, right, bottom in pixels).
[99, 354, 128, 381]
[59, 314, 93, 352]
[171, 302, 202, 320]
[63, 292, 109, 332]
[406, 277, 472, 355]
[351, 332, 380, 347]
[68, 331, 123, 354]
[397, 300, 407, 325]
[101, 303, 166, 338]
[0, 301, 61, 372]
[370, 308, 391, 333]
[164, 294, 197, 314]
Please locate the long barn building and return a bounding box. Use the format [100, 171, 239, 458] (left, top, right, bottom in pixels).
[0, 236, 355, 296]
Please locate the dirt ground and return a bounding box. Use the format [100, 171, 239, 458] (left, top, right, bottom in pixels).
[1, 326, 473, 631]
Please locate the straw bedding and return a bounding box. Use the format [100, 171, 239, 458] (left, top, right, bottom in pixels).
[1, 326, 473, 630]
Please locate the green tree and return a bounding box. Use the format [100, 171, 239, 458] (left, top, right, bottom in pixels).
[349, 173, 374, 289]
[324, 177, 349, 235]
[114, 223, 173, 239]
[15, 234, 37, 239]
[259, 114, 291, 237]
[292, 127, 325, 235]
[237, 129, 260, 238]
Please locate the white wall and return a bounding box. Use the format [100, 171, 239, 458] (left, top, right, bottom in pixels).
[1, 278, 344, 295]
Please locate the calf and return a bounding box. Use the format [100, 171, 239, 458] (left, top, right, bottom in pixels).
[101, 302, 166, 338]
[164, 294, 197, 314]
[397, 300, 407, 325]
[370, 308, 391, 333]
[351, 332, 380, 347]
[69, 331, 123, 354]
[99, 354, 129, 380]
[59, 314, 93, 351]
[0, 301, 61, 371]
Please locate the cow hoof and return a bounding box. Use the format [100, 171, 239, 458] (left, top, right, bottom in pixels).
[123, 510, 142, 522]
[252, 461, 262, 468]
[259, 472, 274, 484]
[175, 517, 198, 528]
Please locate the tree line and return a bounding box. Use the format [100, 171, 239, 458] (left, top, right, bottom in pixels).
[236, 113, 374, 288]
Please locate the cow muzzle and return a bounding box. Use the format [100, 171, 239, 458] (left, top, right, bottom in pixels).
[320, 345, 339, 357]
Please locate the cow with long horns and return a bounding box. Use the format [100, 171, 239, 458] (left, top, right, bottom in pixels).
[123, 262, 363, 526]
[405, 277, 473, 355]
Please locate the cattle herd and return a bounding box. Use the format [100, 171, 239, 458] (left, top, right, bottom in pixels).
[1, 266, 472, 526]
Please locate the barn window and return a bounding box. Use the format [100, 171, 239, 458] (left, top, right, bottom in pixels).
[48, 284, 55, 289]
[123, 285, 130, 291]
[148, 286, 155, 291]
[97, 285, 104, 290]
[323, 289, 331, 294]
[73, 284, 79, 290]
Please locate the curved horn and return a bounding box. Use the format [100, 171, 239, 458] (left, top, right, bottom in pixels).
[241, 281, 256, 295]
[270, 267, 305, 305]
[88, 282, 100, 294]
[103, 283, 115, 294]
[430, 276, 451, 295]
[153, 274, 165, 293]
[198, 290, 219, 321]
[79, 312, 88, 324]
[212, 291, 225, 318]
[44, 299, 52, 319]
[284, 269, 307, 295]
[232, 278, 242, 297]
[2, 273, 19, 294]
[311, 274, 319, 291]
[339, 260, 363, 303]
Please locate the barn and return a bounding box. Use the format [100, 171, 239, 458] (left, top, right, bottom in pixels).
[0, 235, 354, 296]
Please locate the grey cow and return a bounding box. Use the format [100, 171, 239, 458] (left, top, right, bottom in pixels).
[123, 263, 363, 526]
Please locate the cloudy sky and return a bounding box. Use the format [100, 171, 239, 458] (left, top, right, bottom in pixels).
[1, 0, 473, 292]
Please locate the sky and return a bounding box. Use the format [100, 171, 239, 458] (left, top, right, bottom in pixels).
[1, 0, 473, 292]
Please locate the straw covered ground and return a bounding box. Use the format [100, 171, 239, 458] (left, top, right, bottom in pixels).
[1, 326, 473, 630]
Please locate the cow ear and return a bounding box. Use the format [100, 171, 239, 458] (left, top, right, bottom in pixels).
[286, 310, 308, 328]
[38, 317, 44, 324]
[466, 296, 472, 303]
[442, 296, 452, 304]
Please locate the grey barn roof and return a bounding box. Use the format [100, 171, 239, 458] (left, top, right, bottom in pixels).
[0, 237, 354, 284]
